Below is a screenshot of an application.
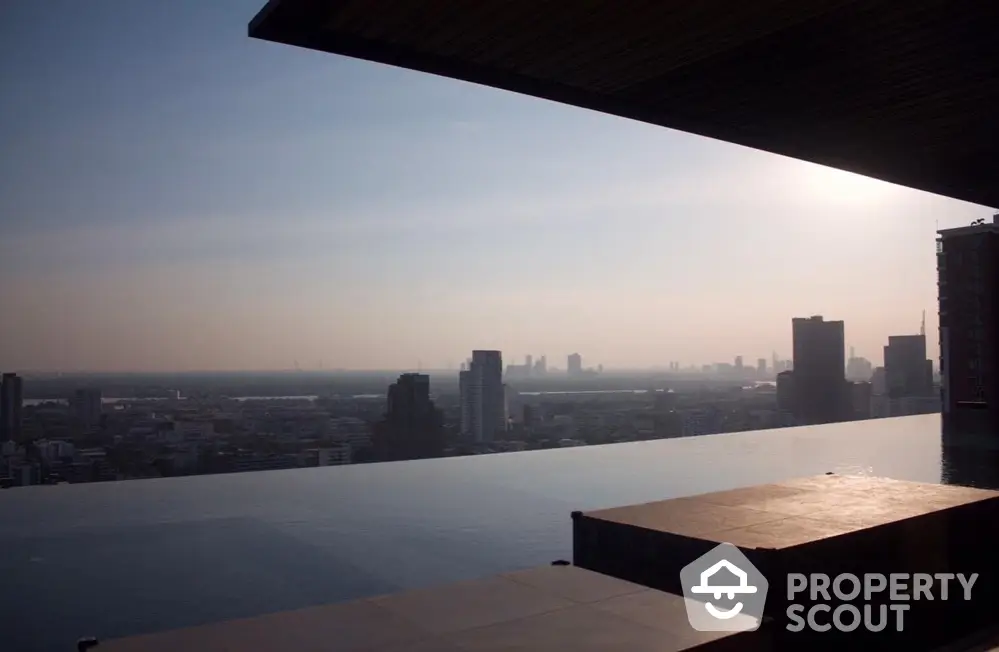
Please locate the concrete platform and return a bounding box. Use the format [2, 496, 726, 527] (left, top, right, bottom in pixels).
[572, 475, 999, 651]
[99, 564, 770, 651]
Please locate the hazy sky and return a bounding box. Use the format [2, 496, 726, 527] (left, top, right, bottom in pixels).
[0, 1, 991, 373]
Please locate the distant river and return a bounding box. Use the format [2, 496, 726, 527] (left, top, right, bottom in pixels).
[25, 391, 664, 406]
[518, 389, 665, 396]
[23, 395, 385, 407]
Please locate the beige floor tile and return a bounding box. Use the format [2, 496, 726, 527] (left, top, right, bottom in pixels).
[253, 600, 432, 651]
[372, 636, 469, 652]
[444, 602, 698, 652]
[587, 498, 782, 538]
[590, 589, 690, 631]
[100, 625, 240, 652]
[371, 575, 573, 635]
[502, 565, 646, 604]
[102, 600, 430, 652]
[592, 590, 752, 650]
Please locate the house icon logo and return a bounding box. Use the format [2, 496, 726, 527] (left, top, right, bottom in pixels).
[680, 543, 769, 632]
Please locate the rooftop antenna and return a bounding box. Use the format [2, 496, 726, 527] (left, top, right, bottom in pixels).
[920, 310, 926, 337]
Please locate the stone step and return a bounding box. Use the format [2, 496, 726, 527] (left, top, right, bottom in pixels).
[572, 474, 999, 651]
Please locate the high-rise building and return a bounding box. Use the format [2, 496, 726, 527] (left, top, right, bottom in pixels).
[871, 367, 887, 396]
[502, 383, 510, 430]
[776, 371, 795, 414]
[459, 370, 470, 433]
[1, 372, 23, 443]
[850, 381, 873, 420]
[567, 353, 582, 376]
[505, 355, 537, 379]
[387, 374, 433, 424]
[938, 216, 999, 436]
[374, 373, 444, 461]
[72, 388, 103, 429]
[846, 353, 874, 381]
[522, 404, 536, 428]
[734, 356, 743, 371]
[757, 358, 767, 375]
[791, 316, 847, 425]
[460, 350, 507, 442]
[883, 335, 934, 399]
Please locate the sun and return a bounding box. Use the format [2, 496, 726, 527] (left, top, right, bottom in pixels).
[798, 163, 898, 204]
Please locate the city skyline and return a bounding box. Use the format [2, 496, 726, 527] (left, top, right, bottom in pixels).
[0, 294, 947, 374]
[0, 347, 911, 376]
[0, 324, 936, 376]
[0, 1, 991, 373]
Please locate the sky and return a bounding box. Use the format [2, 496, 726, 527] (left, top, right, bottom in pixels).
[0, 0, 991, 373]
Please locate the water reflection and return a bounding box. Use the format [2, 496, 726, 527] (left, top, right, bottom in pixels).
[942, 434, 999, 490]
[2, 413, 998, 652]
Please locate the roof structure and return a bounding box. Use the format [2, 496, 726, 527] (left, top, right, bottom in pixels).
[249, 0, 999, 207]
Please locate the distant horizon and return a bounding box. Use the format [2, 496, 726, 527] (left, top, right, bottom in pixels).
[5, 366, 705, 376]
[7, 357, 891, 377]
[0, 333, 929, 376]
[3, 338, 920, 376]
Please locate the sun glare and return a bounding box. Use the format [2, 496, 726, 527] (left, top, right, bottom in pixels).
[800, 163, 898, 204]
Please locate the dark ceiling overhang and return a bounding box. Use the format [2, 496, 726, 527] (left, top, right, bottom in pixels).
[250, 0, 999, 207]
